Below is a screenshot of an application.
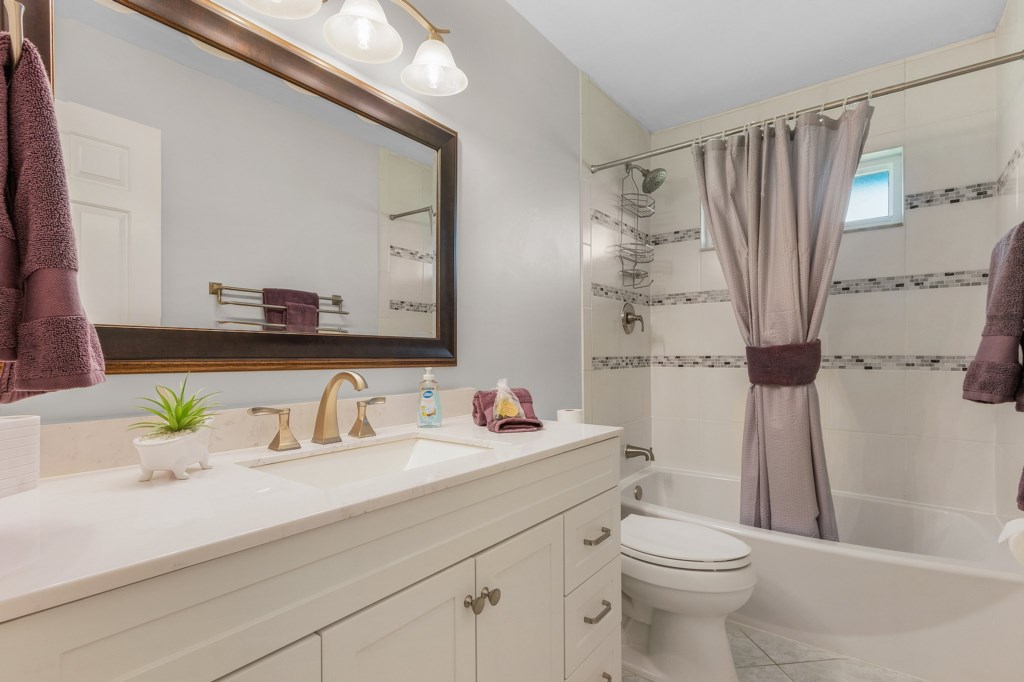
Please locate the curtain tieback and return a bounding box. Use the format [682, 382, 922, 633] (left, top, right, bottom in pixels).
[746, 339, 821, 386]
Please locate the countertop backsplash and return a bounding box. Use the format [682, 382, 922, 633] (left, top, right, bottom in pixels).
[36, 387, 478, 478]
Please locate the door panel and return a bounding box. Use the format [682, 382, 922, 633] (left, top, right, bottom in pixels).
[57, 100, 162, 326]
[320, 559, 475, 682]
[475, 517, 564, 682]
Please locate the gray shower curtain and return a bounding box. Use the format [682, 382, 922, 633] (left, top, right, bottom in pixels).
[693, 103, 873, 540]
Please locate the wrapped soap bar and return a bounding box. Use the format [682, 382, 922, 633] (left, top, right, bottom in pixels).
[492, 378, 525, 420]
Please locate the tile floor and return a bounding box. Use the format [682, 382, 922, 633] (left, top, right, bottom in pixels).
[623, 622, 926, 681]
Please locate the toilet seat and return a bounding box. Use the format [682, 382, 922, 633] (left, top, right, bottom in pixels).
[621, 515, 752, 571]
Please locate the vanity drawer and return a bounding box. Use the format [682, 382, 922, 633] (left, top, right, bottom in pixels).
[216, 635, 321, 682]
[566, 631, 621, 682]
[564, 489, 620, 594]
[564, 557, 621, 677]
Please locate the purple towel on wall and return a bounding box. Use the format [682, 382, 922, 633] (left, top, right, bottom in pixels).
[964, 224, 1024, 409]
[0, 36, 105, 403]
[285, 302, 318, 333]
[263, 288, 319, 332]
[472, 388, 544, 433]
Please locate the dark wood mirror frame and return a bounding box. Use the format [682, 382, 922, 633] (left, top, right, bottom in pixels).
[22, 0, 457, 373]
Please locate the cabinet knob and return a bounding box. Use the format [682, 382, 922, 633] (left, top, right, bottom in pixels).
[482, 586, 501, 606]
[602, 674, 613, 681]
[464, 594, 486, 615]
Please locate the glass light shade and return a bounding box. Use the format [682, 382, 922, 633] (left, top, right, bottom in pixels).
[239, 0, 323, 20]
[401, 38, 468, 96]
[323, 0, 404, 64]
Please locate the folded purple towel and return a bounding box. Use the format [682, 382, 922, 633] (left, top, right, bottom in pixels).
[746, 339, 821, 386]
[285, 302, 318, 333]
[964, 224, 1024, 409]
[263, 288, 319, 332]
[472, 388, 544, 433]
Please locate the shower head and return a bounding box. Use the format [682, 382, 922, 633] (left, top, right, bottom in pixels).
[627, 163, 668, 194]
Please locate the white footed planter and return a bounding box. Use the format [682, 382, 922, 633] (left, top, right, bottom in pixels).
[134, 428, 212, 481]
[0, 415, 40, 500]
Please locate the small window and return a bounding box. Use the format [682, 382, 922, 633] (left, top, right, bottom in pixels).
[700, 146, 904, 249]
[845, 147, 903, 230]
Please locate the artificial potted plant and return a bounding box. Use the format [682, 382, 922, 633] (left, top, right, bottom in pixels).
[131, 375, 217, 481]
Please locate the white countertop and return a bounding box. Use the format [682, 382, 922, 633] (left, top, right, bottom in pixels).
[0, 417, 620, 624]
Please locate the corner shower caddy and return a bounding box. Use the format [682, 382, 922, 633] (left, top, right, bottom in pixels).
[615, 166, 656, 289]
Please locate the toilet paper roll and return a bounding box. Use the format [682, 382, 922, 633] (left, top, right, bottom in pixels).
[556, 409, 584, 424]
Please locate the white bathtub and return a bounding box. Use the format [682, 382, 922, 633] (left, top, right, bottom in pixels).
[620, 468, 1024, 682]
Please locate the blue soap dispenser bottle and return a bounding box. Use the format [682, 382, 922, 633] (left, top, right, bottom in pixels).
[418, 367, 442, 428]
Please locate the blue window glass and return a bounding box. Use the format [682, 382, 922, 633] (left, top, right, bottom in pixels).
[846, 170, 890, 223]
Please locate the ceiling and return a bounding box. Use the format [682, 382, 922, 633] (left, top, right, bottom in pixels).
[505, 0, 1009, 131]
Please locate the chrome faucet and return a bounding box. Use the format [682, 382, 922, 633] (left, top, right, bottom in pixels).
[624, 444, 655, 462]
[312, 371, 368, 445]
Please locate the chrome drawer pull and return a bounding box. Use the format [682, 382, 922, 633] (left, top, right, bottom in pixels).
[583, 527, 612, 547]
[583, 599, 612, 625]
[602, 674, 612, 681]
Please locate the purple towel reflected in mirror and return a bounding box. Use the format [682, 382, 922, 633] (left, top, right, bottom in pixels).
[262, 288, 319, 332]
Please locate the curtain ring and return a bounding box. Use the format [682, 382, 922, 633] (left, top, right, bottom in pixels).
[818, 103, 826, 123]
[842, 95, 850, 111]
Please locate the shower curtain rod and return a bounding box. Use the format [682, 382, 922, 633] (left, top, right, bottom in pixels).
[591, 48, 1024, 173]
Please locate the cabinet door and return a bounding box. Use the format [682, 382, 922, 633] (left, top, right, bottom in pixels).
[475, 517, 564, 682]
[216, 635, 321, 682]
[320, 559, 476, 682]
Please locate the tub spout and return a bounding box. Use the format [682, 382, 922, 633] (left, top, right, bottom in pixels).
[625, 444, 655, 462]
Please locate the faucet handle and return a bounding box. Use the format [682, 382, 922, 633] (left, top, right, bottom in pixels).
[350, 396, 386, 438]
[248, 407, 301, 452]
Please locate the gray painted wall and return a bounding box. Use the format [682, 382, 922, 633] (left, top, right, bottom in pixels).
[4, 0, 583, 424]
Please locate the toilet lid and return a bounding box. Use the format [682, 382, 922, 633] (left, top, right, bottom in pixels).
[621, 515, 751, 570]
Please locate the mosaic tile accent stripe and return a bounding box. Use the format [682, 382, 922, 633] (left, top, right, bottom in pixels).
[591, 282, 650, 305]
[649, 228, 702, 245]
[390, 245, 435, 263]
[830, 270, 988, 295]
[650, 289, 731, 305]
[591, 209, 650, 244]
[998, 138, 1023, 195]
[821, 355, 972, 371]
[651, 355, 747, 368]
[593, 355, 974, 372]
[615, 270, 989, 306]
[389, 300, 436, 313]
[905, 182, 995, 210]
[591, 356, 651, 370]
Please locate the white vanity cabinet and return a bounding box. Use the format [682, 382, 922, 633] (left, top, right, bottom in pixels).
[322, 517, 564, 682]
[0, 434, 621, 682]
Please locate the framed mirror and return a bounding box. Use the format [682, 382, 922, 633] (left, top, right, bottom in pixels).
[39, 0, 456, 373]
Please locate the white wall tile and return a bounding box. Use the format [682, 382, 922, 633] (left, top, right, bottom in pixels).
[651, 367, 701, 420]
[825, 430, 908, 500]
[905, 286, 987, 356]
[651, 417, 701, 470]
[700, 249, 727, 290]
[833, 226, 906, 280]
[651, 240, 701, 294]
[823, 291, 906, 356]
[904, 111, 997, 194]
[591, 296, 624, 358]
[700, 302, 747, 355]
[994, 443, 1024, 518]
[697, 368, 750, 423]
[698, 419, 744, 477]
[904, 200, 998, 273]
[905, 371, 995, 442]
[828, 371, 906, 435]
[905, 437, 995, 512]
[652, 304, 702, 356]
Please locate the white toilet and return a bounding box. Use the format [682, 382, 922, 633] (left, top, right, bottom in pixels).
[620, 514, 756, 682]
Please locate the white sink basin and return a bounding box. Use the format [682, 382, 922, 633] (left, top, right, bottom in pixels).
[248, 435, 494, 489]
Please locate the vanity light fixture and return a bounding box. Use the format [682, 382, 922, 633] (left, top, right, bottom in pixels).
[241, 0, 468, 96]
